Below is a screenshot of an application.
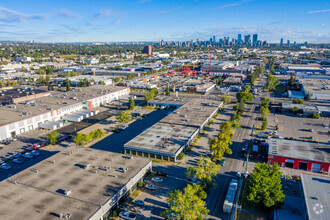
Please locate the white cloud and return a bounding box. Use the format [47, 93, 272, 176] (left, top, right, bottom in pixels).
[56, 10, 79, 18]
[305, 9, 330, 14]
[0, 6, 47, 23]
[216, 0, 253, 9]
[153, 7, 182, 15]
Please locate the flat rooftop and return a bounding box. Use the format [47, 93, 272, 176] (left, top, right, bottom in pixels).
[300, 79, 330, 95]
[0, 147, 151, 220]
[268, 138, 330, 163]
[301, 174, 330, 220]
[124, 122, 197, 156]
[147, 95, 192, 106]
[0, 87, 48, 101]
[0, 85, 126, 126]
[159, 99, 223, 128]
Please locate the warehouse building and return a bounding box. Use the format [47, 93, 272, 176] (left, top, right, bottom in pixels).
[0, 87, 50, 106]
[124, 99, 223, 161]
[300, 174, 330, 220]
[299, 79, 330, 100]
[267, 138, 329, 173]
[0, 147, 152, 220]
[147, 95, 192, 109]
[0, 85, 129, 142]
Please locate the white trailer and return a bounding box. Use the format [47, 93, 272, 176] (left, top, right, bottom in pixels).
[223, 179, 238, 214]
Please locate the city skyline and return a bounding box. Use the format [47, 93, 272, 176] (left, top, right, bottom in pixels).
[0, 0, 329, 43]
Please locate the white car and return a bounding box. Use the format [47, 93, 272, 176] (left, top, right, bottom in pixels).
[236, 171, 241, 178]
[0, 163, 11, 170]
[119, 211, 136, 220]
[23, 153, 33, 159]
[31, 150, 40, 156]
[151, 177, 163, 183]
[145, 184, 157, 190]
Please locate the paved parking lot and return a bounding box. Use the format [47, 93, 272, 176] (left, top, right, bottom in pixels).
[274, 114, 330, 142]
[127, 172, 188, 219]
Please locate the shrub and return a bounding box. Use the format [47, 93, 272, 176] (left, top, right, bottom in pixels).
[138, 182, 144, 188]
[178, 153, 185, 160]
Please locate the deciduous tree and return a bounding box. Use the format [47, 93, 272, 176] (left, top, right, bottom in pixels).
[47, 130, 59, 145]
[161, 184, 209, 220]
[247, 163, 285, 209]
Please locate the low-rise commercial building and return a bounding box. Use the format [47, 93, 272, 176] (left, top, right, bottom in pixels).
[299, 79, 330, 100]
[0, 85, 129, 142]
[0, 147, 152, 220]
[300, 174, 330, 220]
[125, 99, 223, 161]
[267, 138, 329, 173]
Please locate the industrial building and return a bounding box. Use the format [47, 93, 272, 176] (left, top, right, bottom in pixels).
[300, 174, 330, 220]
[267, 138, 329, 173]
[0, 147, 152, 220]
[124, 99, 223, 161]
[147, 95, 192, 109]
[0, 87, 50, 106]
[0, 85, 129, 142]
[299, 79, 330, 100]
[52, 75, 113, 86]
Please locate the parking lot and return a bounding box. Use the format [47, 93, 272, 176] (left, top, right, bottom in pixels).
[274, 114, 330, 142]
[125, 171, 188, 219]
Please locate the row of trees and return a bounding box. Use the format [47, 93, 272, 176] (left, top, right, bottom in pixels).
[264, 74, 279, 91]
[38, 66, 54, 75]
[144, 87, 159, 101]
[0, 80, 18, 88]
[162, 156, 220, 219]
[73, 129, 105, 146]
[247, 66, 265, 85]
[260, 97, 270, 116]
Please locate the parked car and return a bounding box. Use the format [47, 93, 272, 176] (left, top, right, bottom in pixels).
[155, 171, 168, 177]
[23, 153, 33, 159]
[0, 163, 11, 170]
[31, 150, 40, 156]
[236, 171, 241, 178]
[132, 199, 145, 206]
[119, 211, 136, 220]
[13, 158, 24, 164]
[151, 177, 163, 183]
[187, 178, 200, 185]
[112, 129, 121, 133]
[145, 184, 157, 190]
[219, 159, 226, 166]
[13, 152, 21, 158]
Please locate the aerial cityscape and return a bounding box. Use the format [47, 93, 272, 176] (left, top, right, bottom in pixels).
[0, 0, 329, 220]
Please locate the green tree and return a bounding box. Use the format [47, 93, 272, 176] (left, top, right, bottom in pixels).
[150, 87, 159, 96]
[38, 68, 46, 75]
[216, 76, 224, 86]
[244, 85, 251, 92]
[265, 74, 279, 91]
[90, 129, 105, 140]
[288, 75, 296, 86]
[209, 121, 233, 162]
[220, 95, 231, 104]
[262, 117, 268, 130]
[236, 92, 253, 103]
[263, 58, 269, 64]
[128, 96, 135, 110]
[311, 113, 320, 119]
[74, 133, 92, 146]
[166, 85, 170, 96]
[186, 157, 220, 187]
[291, 106, 299, 114]
[161, 184, 209, 220]
[304, 92, 311, 101]
[47, 130, 59, 145]
[260, 106, 270, 116]
[63, 78, 71, 91]
[293, 99, 304, 104]
[247, 163, 285, 209]
[116, 110, 131, 123]
[98, 80, 105, 85]
[144, 89, 155, 101]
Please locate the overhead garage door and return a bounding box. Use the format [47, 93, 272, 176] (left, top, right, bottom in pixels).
[311, 163, 321, 172]
[285, 159, 294, 168]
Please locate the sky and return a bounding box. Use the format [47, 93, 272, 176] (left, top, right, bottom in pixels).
[0, 0, 329, 43]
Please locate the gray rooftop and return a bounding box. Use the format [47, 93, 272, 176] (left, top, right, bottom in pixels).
[0, 85, 126, 126]
[124, 122, 197, 157]
[147, 95, 192, 106]
[301, 174, 330, 220]
[0, 147, 151, 220]
[159, 99, 223, 128]
[268, 138, 330, 163]
[300, 79, 330, 95]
